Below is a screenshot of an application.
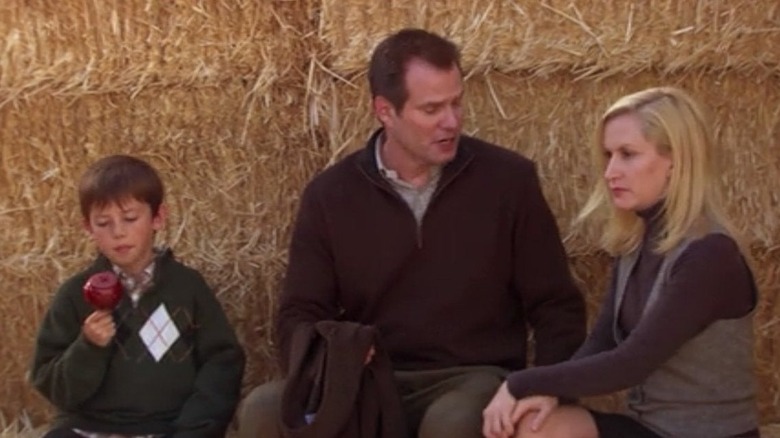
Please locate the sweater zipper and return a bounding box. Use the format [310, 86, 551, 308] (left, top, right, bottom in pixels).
[414, 163, 471, 247]
[363, 175, 420, 245]
[361, 155, 474, 249]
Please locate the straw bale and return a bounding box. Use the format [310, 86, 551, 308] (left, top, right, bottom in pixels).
[319, 0, 780, 77]
[765, 425, 780, 438]
[752, 246, 780, 421]
[0, 412, 44, 438]
[0, 0, 311, 105]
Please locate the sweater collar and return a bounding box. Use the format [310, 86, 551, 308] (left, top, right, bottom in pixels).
[93, 247, 174, 285]
[638, 201, 665, 245]
[357, 128, 474, 188]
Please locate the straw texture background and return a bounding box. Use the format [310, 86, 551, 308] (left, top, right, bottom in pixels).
[1, 0, 778, 433]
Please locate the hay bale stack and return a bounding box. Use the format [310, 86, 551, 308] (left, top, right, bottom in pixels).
[1, 0, 778, 427]
[318, 0, 780, 76]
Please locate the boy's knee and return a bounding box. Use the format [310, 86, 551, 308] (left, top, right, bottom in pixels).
[237, 380, 284, 438]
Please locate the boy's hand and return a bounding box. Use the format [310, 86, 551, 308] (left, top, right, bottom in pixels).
[83, 310, 116, 347]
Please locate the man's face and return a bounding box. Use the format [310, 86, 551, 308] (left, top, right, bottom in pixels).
[375, 59, 464, 173]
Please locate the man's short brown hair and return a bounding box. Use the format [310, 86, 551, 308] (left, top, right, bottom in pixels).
[368, 28, 461, 111]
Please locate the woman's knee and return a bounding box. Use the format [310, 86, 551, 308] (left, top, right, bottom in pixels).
[514, 405, 598, 438]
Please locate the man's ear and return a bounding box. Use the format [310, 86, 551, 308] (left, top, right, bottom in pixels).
[373, 96, 395, 126]
[152, 204, 168, 231]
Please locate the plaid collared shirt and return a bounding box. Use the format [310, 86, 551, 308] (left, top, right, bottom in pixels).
[112, 249, 160, 306]
[374, 136, 441, 225]
[73, 429, 163, 438]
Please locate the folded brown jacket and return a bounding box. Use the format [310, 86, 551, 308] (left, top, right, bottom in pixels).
[280, 320, 407, 438]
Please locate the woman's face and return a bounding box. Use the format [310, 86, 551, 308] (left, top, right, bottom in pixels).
[602, 113, 673, 212]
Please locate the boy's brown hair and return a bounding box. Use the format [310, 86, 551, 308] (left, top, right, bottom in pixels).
[78, 155, 164, 219]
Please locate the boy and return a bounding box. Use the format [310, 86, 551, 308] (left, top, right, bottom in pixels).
[31, 155, 245, 438]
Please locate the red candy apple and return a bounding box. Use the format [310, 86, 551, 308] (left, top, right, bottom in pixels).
[83, 271, 123, 310]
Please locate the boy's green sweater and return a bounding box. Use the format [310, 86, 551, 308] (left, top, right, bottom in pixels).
[31, 250, 245, 437]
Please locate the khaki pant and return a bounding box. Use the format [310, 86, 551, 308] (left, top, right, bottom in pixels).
[237, 365, 507, 438]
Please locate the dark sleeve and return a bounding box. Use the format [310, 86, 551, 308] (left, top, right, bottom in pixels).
[507, 234, 755, 399]
[172, 273, 246, 437]
[30, 282, 114, 410]
[570, 263, 619, 360]
[276, 182, 341, 372]
[514, 165, 586, 365]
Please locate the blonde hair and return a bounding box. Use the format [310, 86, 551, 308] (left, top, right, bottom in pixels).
[577, 86, 736, 255]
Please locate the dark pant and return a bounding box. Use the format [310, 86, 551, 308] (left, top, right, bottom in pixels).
[237, 365, 507, 438]
[395, 366, 507, 438]
[42, 428, 83, 438]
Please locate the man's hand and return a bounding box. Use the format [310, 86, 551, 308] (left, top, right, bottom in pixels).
[82, 310, 116, 347]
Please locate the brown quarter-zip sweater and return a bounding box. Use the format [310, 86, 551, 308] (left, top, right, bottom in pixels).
[277, 129, 586, 373]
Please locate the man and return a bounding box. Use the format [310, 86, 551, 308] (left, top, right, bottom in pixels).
[239, 28, 585, 438]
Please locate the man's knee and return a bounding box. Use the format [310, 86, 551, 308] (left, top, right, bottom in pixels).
[418, 372, 503, 438]
[237, 380, 284, 438]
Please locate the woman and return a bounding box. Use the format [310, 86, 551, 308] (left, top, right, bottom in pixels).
[482, 87, 759, 438]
